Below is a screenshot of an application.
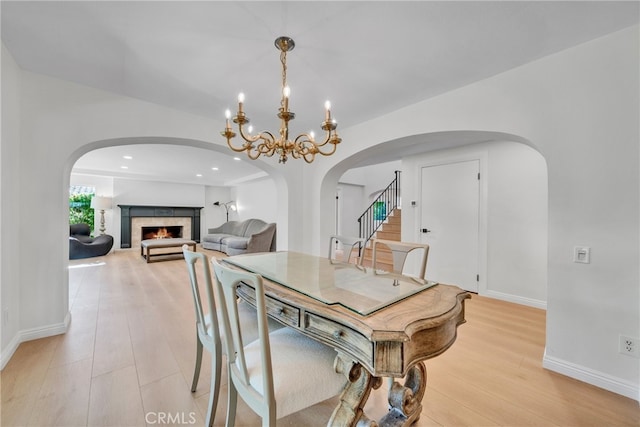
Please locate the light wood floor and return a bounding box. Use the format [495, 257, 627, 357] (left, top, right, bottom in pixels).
[2, 248, 638, 426]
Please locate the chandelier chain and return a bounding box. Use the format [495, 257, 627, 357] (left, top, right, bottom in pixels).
[281, 49, 288, 110]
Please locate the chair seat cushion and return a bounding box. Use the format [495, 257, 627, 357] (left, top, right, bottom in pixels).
[242, 327, 347, 419]
[72, 235, 94, 243]
[224, 237, 249, 250]
[202, 233, 234, 244]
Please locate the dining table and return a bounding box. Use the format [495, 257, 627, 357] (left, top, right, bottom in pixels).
[223, 251, 470, 427]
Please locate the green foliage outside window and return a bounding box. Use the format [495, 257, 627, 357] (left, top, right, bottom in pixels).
[69, 193, 95, 231]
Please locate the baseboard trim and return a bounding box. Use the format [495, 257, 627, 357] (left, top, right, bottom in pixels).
[543, 350, 639, 402]
[0, 333, 21, 370]
[483, 289, 547, 310]
[0, 312, 71, 370]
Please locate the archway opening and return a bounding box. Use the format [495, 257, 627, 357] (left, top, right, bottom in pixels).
[64, 136, 288, 305]
[321, 130, 548, 308]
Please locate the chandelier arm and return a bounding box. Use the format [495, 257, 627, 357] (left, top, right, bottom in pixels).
[316, 141, 339, 157]
[238, 124, 263, 144]
[225, 139, 254, 153]
[302, 151, 316, 163]
[295, 130, 338, 150]
[245, 146, 263, 160]
[255, 132, 277, 155]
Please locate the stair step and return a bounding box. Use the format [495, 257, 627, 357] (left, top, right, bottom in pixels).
[386, 215, 401, 225]
[376, 230, 400, 240]
[380, 222, 401, 232]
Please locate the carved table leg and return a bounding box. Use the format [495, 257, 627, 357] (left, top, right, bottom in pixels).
[329, 353, 383, 427]
[379, 362, 427, 427]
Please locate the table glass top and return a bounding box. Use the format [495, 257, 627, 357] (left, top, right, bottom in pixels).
[223, 251, 437, 315]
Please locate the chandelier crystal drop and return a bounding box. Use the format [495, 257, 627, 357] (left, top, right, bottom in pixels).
[220, 36, 341, 164]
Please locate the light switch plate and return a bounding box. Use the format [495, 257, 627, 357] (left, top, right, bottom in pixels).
[573, 246, 591, 264]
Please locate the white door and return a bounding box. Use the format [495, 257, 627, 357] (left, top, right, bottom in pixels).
[420, 160, 479, 292]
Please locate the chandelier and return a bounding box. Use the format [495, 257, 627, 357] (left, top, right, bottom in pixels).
[221, 36, 341, 164]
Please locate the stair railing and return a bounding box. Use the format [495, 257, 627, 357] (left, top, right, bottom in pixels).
[357, 171, 401, 244]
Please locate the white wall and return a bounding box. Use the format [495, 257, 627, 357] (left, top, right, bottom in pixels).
[0, 44, 22, 360]
[309, 27, 638, 399]
[234, 177, 278, 224]
[485, 141, 548, 304]
[204, 185, 233, 230]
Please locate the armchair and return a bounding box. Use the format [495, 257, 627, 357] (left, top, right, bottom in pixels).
[69, 223, 114, 259]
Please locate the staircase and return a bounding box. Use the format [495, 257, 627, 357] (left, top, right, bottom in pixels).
[354, 171, 402, 271]
[360, 208, 401, 271]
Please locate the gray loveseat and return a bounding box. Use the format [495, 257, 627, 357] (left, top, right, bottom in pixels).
[202, 218, 276, 256]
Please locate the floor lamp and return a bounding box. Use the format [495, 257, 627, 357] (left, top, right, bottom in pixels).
[91, 196, 113, 235]
[213, 201, 236, 222]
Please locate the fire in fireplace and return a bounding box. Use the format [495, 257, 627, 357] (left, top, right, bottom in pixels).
[142, 226, 183, 240]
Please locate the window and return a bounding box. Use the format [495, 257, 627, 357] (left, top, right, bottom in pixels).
[69, 186, 95, 231]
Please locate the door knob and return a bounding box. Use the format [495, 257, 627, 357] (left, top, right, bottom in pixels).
[421, 228, 431, 233]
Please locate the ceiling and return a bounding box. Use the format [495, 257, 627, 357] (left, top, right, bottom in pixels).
[2, 1, 638, 185]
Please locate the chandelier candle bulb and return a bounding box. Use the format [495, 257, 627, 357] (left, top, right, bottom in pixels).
[283, 86, 290, 111]
[224, 109, 231, 129]
[238, 93, 245, 112]
[325, 101, 331, 120]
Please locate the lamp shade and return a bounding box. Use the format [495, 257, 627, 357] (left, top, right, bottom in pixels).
[90, 196, 112, 210]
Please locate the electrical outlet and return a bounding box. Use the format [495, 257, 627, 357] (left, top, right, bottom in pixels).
[619, 335, 640, 358]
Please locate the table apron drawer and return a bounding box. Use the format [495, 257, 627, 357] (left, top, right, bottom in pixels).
[236, 282, 300, 328]
[304, 312, 373, 367]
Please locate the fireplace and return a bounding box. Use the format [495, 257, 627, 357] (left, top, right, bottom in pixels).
[119, 205, 203, 249]
[141, 225, 183, 240]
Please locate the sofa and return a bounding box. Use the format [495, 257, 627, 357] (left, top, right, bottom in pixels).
[69, 223, 114, 259]
[202, 219, 276, 256]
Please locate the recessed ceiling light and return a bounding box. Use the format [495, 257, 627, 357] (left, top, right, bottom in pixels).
[196, 174, 202, 177]
[120, 166, 128, 169]
[123, 155, 133, 160]
[212, 167, 219, 171]
[233, 157, 241, 161]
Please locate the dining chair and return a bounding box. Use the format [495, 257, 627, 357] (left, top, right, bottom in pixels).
[211, 258, 348, 427]
[328, 235, 365, 266]
[182, 246, 282, 427]
[370, 238, 430, 280]
[370, 239, 430, 394]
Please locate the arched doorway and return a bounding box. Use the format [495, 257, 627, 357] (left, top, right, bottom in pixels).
[64, 136, 289, 302]
[323, 130, 548, 308]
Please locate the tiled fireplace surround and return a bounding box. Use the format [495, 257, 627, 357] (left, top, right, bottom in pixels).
[119, 205, 203, 249]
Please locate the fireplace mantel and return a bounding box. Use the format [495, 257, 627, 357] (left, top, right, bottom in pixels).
[118, 205, 203, 248]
